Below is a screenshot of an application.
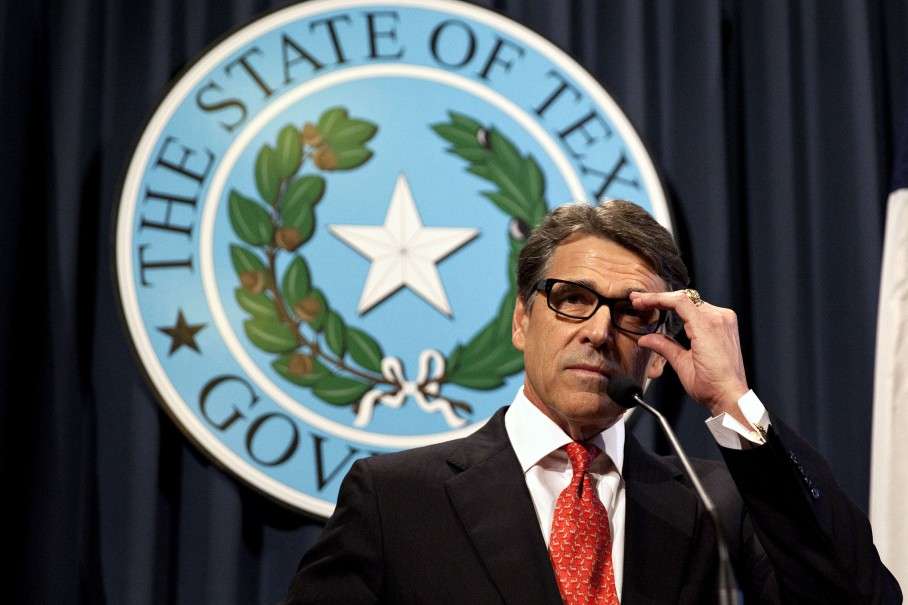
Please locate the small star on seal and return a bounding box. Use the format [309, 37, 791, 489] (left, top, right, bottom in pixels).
[157, 310, 206, 355]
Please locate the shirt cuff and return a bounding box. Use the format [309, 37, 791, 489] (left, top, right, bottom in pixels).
[704, 390, 771, 450]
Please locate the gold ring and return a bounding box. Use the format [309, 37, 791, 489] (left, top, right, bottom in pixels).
[684, 288, 704, 306]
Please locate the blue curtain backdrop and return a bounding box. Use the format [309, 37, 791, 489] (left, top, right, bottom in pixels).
[3, 0, 907, 603]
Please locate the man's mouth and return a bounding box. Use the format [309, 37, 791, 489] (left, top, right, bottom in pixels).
[565, 364, 612, 378]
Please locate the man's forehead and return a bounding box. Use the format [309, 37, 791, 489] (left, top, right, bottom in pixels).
[548, 233, 666, 291]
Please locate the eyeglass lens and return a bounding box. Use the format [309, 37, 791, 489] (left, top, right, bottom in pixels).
[546, 281, 662, 333]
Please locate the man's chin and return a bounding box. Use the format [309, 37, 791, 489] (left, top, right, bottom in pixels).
[559, 396, 624, 429]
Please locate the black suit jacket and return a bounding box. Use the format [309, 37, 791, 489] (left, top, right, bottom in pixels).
[285, 408, 901, 604]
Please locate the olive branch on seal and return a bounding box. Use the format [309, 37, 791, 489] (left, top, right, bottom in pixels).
[431, 111, 548, 392]
[228, 107, 548, 425]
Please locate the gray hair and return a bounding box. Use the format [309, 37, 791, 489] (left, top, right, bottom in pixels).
[516, 200, 690, 305]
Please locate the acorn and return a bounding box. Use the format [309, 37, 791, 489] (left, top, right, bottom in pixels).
[301, 122, 323, 147]
[275, 226, 303, 251]
[287, 353, 314, 376]
[313, 146, 337, 170]
[240, 270, 266, 294]
[293, 296, 322, 322]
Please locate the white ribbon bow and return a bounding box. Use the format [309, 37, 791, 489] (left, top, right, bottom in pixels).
[353, 349, 466, 428]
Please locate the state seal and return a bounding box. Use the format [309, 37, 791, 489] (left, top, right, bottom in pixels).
[114, 0, 670, 518]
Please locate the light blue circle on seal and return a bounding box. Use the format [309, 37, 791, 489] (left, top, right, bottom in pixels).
[115, 0, 670, 518]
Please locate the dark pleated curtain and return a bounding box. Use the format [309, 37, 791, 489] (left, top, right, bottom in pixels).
[2, 0, 906, 603]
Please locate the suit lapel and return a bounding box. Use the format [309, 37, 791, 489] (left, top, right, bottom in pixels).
[621, 432, 702, 604]
[442, 411, 707, 604]
[444, 409, 563, 605]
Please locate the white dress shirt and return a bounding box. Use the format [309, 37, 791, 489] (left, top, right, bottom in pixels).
[503, 387, 771, 598]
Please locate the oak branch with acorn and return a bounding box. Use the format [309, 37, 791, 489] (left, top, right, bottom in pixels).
[229, 107, 395, 409]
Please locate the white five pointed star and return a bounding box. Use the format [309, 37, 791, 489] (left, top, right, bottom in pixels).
[329, 175, 478, 316]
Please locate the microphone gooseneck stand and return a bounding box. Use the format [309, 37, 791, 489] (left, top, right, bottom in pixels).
[607, 376, 742, 605]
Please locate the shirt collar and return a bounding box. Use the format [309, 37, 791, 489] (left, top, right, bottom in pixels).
[504, 387, 625, 475]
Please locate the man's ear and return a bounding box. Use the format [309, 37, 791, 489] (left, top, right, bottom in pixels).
[512, 296, 529, 351]
[645, 351, 666, 380]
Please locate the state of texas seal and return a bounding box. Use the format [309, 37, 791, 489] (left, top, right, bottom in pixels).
[115, 0, 671, 518]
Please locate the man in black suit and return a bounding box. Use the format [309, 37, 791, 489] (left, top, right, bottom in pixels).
[285, 200, 901, 604]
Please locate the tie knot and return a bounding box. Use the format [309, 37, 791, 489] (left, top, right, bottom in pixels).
[564, 441, 600, 474]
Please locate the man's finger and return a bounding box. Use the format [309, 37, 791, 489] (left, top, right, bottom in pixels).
[637, 332, 686, 368]
[630, 290, 701, 323]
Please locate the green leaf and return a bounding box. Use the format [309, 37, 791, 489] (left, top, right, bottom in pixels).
[467, 164, 494, 181]
[449, 111, 482, 132]
[229, 190, 274, 246]
[448, 370, 504, 390]
[324, 310, 346, 357]
[284, 175, 325, 212]
[282, 176, 324, 238]
[445, 344, 464, 375]
[493, 289, 516, 327]
[255, 145, 280, 203]
[489, 129, 522, 175]
[244, 318, 298, 353]
[347, 328, 383, 372]
[508, 241, 522, 287]
[481, 191, 531, 224]
[229, 244, 266, 275]
[524, 155, 544, 203]
[333, 147, 373, 170]
[313, 374, 370, 406]
[448, 349, 502, 380]
[288, 208, 315, 244]
[431, 123, 477, 148]
[307, 289, 329, 331]
[235, 288, 278, 320]
[273, 355, 331, 387]
[330, 119, 378, 147]
[486, 162, 528, 210]
[462, 321, 499, 358]
[484, 337, 519, 363]
[492, 318, 512, 348]
[318, 107, 348, 137]
[281, 256, 311, 306]
[492, 349, 524, 375]
[275, 124, 302, 178]
[453, 304, 521, 377]
[450, 146, 489, 163]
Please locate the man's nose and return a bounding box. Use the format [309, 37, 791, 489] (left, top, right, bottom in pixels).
[579, 304, 612, 346]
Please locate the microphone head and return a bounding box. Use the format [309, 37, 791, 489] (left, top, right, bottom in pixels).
[606, 375, 643, 409]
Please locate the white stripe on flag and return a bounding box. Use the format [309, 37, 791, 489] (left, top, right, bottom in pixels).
[870, 187, 908, 590]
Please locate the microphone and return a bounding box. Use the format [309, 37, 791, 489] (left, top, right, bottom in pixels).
[607, 376, 742, 605]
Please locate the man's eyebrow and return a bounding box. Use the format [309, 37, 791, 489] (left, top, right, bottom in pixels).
[571, 278, 601, 292]
[571, 279, 649, 298]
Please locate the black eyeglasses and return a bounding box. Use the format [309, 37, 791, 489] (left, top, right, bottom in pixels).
[533, 278, 668, 335]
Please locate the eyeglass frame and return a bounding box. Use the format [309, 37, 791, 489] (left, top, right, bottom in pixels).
[532, 278, 671, 336]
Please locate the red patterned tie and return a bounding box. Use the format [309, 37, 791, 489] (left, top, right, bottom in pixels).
[549, 442, 619, 605]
